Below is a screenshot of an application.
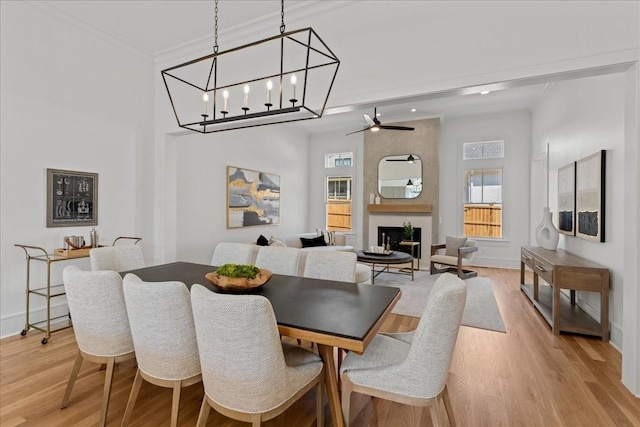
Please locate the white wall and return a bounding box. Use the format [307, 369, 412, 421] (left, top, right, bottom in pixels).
[530, 73, 627, 351]
[174, 125, 310, 264]
[439, 111, 532, 268]
[308, 131, 365, 250]
[0, 2, 154, 337]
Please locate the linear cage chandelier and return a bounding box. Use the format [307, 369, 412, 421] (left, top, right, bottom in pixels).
[162, 0, 340, 133]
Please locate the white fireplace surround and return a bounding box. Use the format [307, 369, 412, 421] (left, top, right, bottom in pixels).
[368, 213, 432, 266]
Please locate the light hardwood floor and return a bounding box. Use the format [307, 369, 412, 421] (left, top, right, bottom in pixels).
[1, 267, 639, 426]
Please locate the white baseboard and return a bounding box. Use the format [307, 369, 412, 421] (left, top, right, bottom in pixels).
[0, 302, 69, 339]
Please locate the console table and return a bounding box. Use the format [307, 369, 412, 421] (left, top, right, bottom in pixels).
[520, 246, 609, 341]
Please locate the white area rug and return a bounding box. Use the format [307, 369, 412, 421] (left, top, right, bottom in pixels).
[373, 270, 506, 333]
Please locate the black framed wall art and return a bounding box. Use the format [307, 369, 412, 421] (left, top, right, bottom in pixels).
[46, 168, 98, 227]
[557, 161, 576, 235]
[575, 150, 605, 242]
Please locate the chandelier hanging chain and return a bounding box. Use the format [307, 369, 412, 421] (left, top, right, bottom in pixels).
[280, 0, 285, 34]
[213, 0, 219, 53]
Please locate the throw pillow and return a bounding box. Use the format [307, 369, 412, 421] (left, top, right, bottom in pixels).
[300, 235, 327, 248]
[325, 230, 336, 246]
[316, 228, 324, 237]
[270, 240, 286, 247]
[445, 236, 467, 256]
[256, 235, 269, 246]
[269, 235, 286, 246]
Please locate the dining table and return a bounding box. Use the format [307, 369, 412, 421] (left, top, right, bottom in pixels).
[120, 261, 401, 427]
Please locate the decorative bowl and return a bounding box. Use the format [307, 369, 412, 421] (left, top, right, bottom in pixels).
[205, 268, 272, 292]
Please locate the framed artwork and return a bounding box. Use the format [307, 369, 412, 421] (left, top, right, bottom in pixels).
[46, 168, 98, 227]
[227, 166, 280, 228]
[575, 150, 606, 242]
[557, 162, 576, 236]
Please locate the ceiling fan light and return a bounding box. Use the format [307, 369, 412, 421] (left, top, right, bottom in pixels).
[371, 126, 379, 132]
[407, 154, 415, 163]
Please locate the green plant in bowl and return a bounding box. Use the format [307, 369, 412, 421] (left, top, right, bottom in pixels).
[215, 263, 261, 279]
[403, 221, 414, 240]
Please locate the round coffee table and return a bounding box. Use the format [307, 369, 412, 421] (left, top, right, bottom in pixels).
[356, 250, 414, 284]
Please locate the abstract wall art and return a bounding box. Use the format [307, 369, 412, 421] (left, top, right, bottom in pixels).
[575, 150, 606, 242]
[227, 166, 280, 228]
[557, 161, 576, 236]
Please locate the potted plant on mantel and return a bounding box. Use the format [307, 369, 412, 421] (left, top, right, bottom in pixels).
[403, 221, 414, 241]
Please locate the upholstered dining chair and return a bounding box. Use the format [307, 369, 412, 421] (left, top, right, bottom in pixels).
[60, 266, 135, 427]
[210, 242, 254, 266]
[255, 246, 300, 276]
[190, 284, 324, 427]
[303, 250, 357, 283]
[340, 273, 467, 427]
[121, 274, 202, 427]
[430, 236, 479, 279]
[90, 244, 145, 272]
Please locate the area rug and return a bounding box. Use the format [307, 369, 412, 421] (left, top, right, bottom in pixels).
[373, 270, 506, 333]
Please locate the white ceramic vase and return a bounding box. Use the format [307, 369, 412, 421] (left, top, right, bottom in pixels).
[374, 195, 381, 205]
[535, 207, 559, 250]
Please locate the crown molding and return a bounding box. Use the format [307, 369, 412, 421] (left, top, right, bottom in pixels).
[154, 1, 357, 65]
[25, 1, 154, 63]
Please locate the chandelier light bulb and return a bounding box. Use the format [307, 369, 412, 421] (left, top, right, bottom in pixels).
[222, 89, 229, 112]
[243, 84, 250, 108]
[266, 80, 273, 104]
[290, 75, 297, 85]
[202, 92, 209, 115]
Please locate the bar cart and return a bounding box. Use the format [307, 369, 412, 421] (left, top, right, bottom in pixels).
[15, 236, 142, 344]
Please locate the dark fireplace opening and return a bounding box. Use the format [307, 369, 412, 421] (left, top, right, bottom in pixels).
[377, 226, 422, 258]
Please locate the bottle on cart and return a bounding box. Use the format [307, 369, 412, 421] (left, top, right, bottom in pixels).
[90, 228, 99, 248]
[386, 236, 391, 252]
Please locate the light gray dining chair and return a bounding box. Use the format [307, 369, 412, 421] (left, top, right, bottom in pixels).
[340, 273, 467, 427]
[190, 284, 324, 427]
[255, 246, 300, 276]
[121, 274, 202, 427]
[303, 250, 357, 283]
[90, 244, 145, 272]
[210, 242, 254, 266]
[60, 266, 135, 427]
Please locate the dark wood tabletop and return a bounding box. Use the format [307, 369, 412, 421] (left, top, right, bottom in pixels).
[121, 261, 400, 345]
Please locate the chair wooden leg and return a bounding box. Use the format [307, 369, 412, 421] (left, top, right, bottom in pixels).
[99, 357, 116, 427]
[195, 397, 211, 427]
[341, 374, 353, 427]
[429, 402, 443, 427]
[442, 385, 456, 426]
[251, 413, 261, 426]
[61, 350, 83, 409]
[170, 381, 182, 427]
[316, 379, 324, 427]
[121, 369, 144, 426]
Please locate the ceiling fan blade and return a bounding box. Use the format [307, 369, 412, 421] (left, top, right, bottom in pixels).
[345, 127, 370, 136]
[386, 159, 408, 161]
[379, 125, 415, 131]
[364, 113, 375, 127]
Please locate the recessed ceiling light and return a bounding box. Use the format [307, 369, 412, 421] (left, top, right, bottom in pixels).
[480, 90, 490, 95]
[411, 108, 416, 112]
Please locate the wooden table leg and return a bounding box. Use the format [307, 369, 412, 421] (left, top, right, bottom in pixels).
[317, 344, 345, 427]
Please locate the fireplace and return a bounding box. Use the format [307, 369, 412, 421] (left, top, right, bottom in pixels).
[377, 226, 422, 258]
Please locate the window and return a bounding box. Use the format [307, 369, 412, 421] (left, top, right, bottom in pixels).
[462, 141, 504, 238]
[325, 152, 353, 168]
[326, 176, 352, 231]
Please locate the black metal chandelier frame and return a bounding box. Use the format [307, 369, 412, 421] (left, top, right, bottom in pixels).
[161, 1, 340, 134]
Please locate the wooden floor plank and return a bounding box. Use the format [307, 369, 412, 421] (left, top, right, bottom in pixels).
[1, 267, 639, 426]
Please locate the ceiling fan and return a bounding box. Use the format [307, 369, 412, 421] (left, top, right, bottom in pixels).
[346, 108, 415, 135]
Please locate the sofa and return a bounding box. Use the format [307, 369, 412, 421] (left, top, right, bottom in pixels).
[250, 232, 370, 283]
